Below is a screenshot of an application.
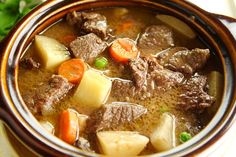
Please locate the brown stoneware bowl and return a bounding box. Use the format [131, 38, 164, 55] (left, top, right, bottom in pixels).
[0, 0, 236, 156]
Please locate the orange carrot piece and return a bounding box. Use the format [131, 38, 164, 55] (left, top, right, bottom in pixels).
[116, 20, 134, 33]
[109, 38, 139, 63]
[118, 38, 133, 52]
[60, 34, 77, 45]
[58, 109, 79, 144]
[58, 59, 85, 84]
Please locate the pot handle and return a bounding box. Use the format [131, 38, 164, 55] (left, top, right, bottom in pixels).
[213, 14, 236, 39]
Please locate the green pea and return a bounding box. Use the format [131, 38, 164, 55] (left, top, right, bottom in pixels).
[179, 132, 192, 143]
[94, 57, 108, 69]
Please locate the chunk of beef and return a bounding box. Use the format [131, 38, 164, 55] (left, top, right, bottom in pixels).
[81, 12, 108, 39]
[157, 48, 210, 75]
[144, 56, 184, 91]
[147, 68, 184, 89]
[111, 79, 139, 100]
[156, 47, 187, 65]
[75, 137, 94, 152]
[112, 79, 135, 97]
[66, 11, 108, 39]
[143, 55, 163, 71]
[128, 58, 148, 88]
[178, 75, 215, 112]
[24, 75, 74, 114]
[70, 33, 107, 62]
[20, 57, 40, 69]
[66, 11, 81, 26]
[87, 102, 147, 132]
[128, 56, 183, 89]
[138, 25, 174, 54]
[112, 56, 184, 100]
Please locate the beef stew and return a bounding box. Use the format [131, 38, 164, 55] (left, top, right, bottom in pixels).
[18, 7, 223, 156]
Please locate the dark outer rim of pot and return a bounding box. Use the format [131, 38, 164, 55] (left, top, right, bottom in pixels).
[0, 0, 236, 157]
[213, 13, 236, 23]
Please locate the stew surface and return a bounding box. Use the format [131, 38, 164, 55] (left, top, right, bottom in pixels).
[18, 7, 223, 155]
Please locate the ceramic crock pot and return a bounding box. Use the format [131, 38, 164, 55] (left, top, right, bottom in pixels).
[0, 0, 236, 156]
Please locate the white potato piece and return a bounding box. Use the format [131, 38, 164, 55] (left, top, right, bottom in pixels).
[150, 113, 176, 152]
[39, 121, 55, 134]
[156, 14, 196, 39]
[97, 131, 149, 156]
[73, 69, 112, 113]
[207, 71, 224, 115]
[113, 8, 129, 17]
[34, 35, 70, 70]
[77, 113, 89, 133]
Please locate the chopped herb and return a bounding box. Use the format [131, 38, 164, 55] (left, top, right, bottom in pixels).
[179, 132, 192, 143]
[0, 0, 43, 41]
[94, 57, 108, 69]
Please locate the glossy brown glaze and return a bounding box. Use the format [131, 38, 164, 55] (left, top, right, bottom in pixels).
[0, 0, 236, 156]
[214, 14, 236, 23]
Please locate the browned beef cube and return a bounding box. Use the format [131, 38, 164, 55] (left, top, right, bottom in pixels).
[128, 57, 148, 88]
[81, 12, 108, 39]
[156, 47, 187, 65]
[157, 48, 210, 75]
[87, 102, 147, 132]
[20, 57, 40, 69]
[111, 79, 135, 98]
[147, 68, 184, 89]
[66, 11, 108, 39]
[143, 55, 163, 71]
[70, 33, 107, 62]
[24, 75, 74, 114]
[143, 56, 184, 90]
[178, 75, 215, 112]
[111, 56, 184, 101]
[66, 11, 81, 26]
[138, 25, 174, 54]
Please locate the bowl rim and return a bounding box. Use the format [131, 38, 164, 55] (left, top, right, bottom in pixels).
[0, 0, 236, 156]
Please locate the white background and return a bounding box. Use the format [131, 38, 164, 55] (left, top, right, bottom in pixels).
[189, 0, 236, 18]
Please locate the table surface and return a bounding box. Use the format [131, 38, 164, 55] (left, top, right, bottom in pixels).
[0, 0, 236, 157]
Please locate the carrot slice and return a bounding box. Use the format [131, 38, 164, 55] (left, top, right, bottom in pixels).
[109, 38, 139, 63]
[58, 109, 79, 144]
[58, 59, 85, 84]
[116, 20, 134, 34]
[60, 34, 77, 46]
[118, 39, 132, 52]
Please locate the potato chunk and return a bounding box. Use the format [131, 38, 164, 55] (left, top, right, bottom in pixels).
[34, 35, 70, 70]
[150, 113, 176, 152]
[77, 113, 89, 133]
[73, 70, 112, 113]
[39, 121, 54, 134]
[156, 14, 196, 39]
[207, 71, 223, 114]
[97, 131, 149, 156]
